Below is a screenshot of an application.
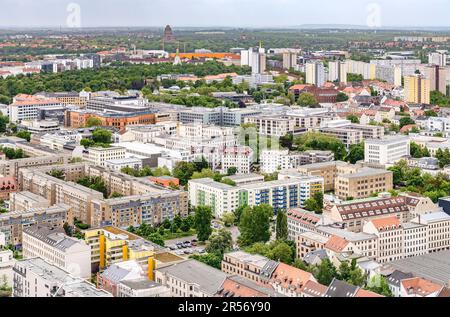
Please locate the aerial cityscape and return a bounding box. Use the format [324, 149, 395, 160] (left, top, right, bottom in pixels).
[1, 0, 450, 304]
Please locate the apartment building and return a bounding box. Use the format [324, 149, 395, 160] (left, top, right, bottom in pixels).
[13, 257, 111, 297]
[0, 154, 71, 179]
[222, 251, 278, 285]
[261, 149, 334, 174]
[0, 176, 18, 200]
[327, 196, 407, 233]
[90, 191, 188, 229]
[0, 246, 14, 287]
[286, 208, 333, 241]
[424, 65, 448, 95]
[297, 161, 360, 192]
[402, 222, 428, 258]
[84, 226, 163, 271]
[269, 262, 316, 297]
[328, 61, 348, 84]
[296, 231, 329, 259]
[188, 178, 241, 218]
[22, 226, 91, 278]
[365, 136, 410, 165]
[83, 146, 126, 168]
[9, 191, 50, 211]
[305, 61, 325, 87]
[244, 115, 296, 137]
[411, 212, 450, 253]
[404, 75, 431, 104]
[363, 217, 404, 264]
[244, 177, 324, 211]
[0, 204, 71, 246]
[335, 167, 393, 200]
[221, 146, 254, 174]
[155, 259, 228, 297]
[19, 169, 104, 226]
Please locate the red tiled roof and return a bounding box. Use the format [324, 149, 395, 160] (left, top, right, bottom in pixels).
[324, 235, 349, 252]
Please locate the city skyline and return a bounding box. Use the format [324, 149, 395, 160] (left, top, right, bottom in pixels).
[1, 0, 450, 28]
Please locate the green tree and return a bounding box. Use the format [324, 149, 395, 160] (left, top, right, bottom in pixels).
[80, 138, 95, 148]
[226, 167, 237, 176]
[86, 117, 103, 127]
[297, 92, 318, 107]
[304, 198, 320, 213]
[337, 92, 349, 102]
[206, 229, 233, 256]
[366, 275, 394, 297]
[346, 114, 360, 124]
[269, 242, 294, 264]
[92, 128, 112, 144]
[190, 253, 222, 269]
[194, 206, 213, 242]
[276, 210, 288, 241]
[238, 205, 273, 247]
[222, 212, 235, 227]
[315, 259, 338, 286]
[346, 142, 365, 164]
[399, 116, 415, 128]
[410, 142, 430, 158]
[16, 130, 32, 142]
[0, 115, 9, 133]
[148, 233, 165, 247]
[294, 132, 347, 161]
[173, 161, 196, 185]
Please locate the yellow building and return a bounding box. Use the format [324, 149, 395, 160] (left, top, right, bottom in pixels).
[404, 75, 431, 104]
[84, 226, 162, 271]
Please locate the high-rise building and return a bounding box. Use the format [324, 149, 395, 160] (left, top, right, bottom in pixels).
[240, 46, 266, 74]
[328, 61, 348, 84]
[306, 61, 325, 87]
[428, 51, 447, 66]
[404, 75, 431, 104]
[282, 52, 298, 70]
[424, 65, 448, 95]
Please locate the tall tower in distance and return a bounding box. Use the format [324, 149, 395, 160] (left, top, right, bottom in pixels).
[163, 25, 175, 42]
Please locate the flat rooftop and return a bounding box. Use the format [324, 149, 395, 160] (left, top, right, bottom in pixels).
[382, 250, 450, 286]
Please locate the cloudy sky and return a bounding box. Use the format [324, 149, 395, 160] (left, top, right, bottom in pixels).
[0, 0, 448, 28]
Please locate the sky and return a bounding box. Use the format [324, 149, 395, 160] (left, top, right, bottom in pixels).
[0, 0, 449, 28]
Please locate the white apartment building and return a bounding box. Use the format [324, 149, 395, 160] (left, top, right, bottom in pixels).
[83, 146, 126, 167]
[364, 136, 410, 165]
[13, 257, 111, 297]
[306, 61, 325, 87]
[363, 217, 404, 264]
[188, 178, 241, 218]
[221, 146, 253, 174]
[155, 259, 227, 297]
[426, 117, 450, 133]
[402, 222, 427, 258]
[411, 212, 450, 253]
[178, 123, 235, 139]
[22, 226, 92, 279]
[261, 149, 299, 174]
[244, 115, 296, 137]
[328, 61, 348, 84]
[429, 51, 448, 66]
[0, 247, 14, 287]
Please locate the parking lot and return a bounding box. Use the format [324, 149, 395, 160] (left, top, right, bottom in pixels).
[165, 238, 206, 257]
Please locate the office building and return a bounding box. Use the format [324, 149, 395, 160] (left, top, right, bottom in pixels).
[7, 94, 62, 123]
[335, 167, 393, 200]
[364, 136, 410, 165]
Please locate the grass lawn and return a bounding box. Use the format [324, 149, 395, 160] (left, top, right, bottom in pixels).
[162, 229, 197, 240]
